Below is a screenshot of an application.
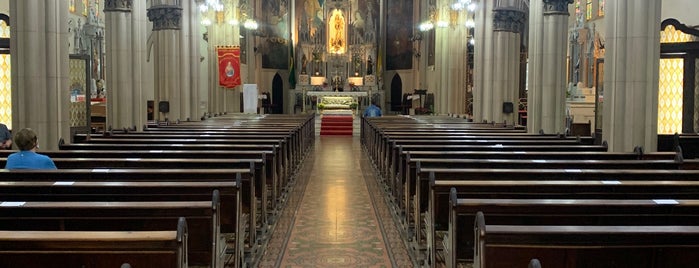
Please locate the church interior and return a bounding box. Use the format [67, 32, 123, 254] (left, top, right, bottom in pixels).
[2, 0, 699, 267]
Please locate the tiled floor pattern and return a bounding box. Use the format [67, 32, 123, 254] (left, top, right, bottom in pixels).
[258, 136, 415, 267]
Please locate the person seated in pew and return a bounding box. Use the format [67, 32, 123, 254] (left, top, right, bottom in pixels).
[4, 128, 57, 170]
[0, 123, 11, 149]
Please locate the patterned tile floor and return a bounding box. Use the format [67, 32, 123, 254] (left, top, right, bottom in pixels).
[258, 136, 415, 267]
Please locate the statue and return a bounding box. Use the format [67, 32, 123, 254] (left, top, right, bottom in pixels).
[301, 54, 308, 74]
[366, 55, 373, 75]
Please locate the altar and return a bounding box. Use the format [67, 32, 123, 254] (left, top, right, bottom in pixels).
[306, 91, 368, 114]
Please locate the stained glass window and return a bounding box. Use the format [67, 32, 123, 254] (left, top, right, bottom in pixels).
[586, 0, 592, 20]
[598, 0, 604, 17]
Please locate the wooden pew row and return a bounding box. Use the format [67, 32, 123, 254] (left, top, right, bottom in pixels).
[407, 158, 682, 248]
[72, 137, 292, 178]
[402, 158, 684, 246]
[0, 180, 243, 267]
[380, 142, 607, 184]
[397, 149, 678, 215]
[55, 143, 280, 225]
[375, 137, 594, 179]
[379, 143, 610, 215]
[78, 130, 306, 169]
[427, 180, 699, 268]
[0, 198, 218, 267]
[100, 126, 310, 169]
[0, 218, 188, 268]
[473, 212, 699, 268]
[0, 169, 246, 267]
[0, 157, 264, 248]
[450, 196, 699, 267]
[658, 133, 699, 159]
[423, 168, 699, 267]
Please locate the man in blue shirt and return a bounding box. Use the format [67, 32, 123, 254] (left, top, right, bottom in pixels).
[363, 101, 382, 117]
[4, 128, 57, 169]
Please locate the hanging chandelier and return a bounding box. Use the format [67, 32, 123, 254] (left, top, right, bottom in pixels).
[198, 0, 257, 28]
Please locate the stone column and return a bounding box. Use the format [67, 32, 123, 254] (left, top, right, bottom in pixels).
[10, 0, 70, 150]
[474, 2, 525, 124]
[132, 0, 149, 130]
[473, 0, 494, 123]
[206, 8, 240, 116]
[603, 0, 661, 152]
[148, 2, 183, 122]
[527, 0, 571, 134]
[105, 0, 136, 130]
[434, 0, 468, 115]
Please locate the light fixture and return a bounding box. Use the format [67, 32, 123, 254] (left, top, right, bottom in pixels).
[243, 19, 258, 30]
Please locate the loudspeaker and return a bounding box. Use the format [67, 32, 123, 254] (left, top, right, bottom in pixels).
[159, 101, 170, 113]
[503, 102, 514, 114]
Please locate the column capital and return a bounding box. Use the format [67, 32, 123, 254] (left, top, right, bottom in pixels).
[493, 8, 527, 33]
[104, 0, 133, 12]
[543, 0, 573, 15]
[147, 5, 183, 31]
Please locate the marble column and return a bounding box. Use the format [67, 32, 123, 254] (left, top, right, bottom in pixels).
[206, 8, 240, 116]
[603, 0, 661, 152]
[434, 0, 468, 115]
[10, 0, 70, 150]
[105, 0, 136, 130]
[474, 2, 525, 124]
[132, 0, 149, 130]
[527, 0, 571, 134]
[148, 2, 183, 122]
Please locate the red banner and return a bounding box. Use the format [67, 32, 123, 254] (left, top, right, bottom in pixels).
[217, 47, 241, 88]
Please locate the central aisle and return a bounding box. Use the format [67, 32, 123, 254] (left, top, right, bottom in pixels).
[258, 136, 414, 267]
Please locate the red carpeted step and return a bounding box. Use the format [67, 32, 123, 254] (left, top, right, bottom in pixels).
[320, 115, 353, 136]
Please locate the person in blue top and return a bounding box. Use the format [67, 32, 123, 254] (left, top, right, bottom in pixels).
[4, 128, 57, 170]
[0, 123, 11, 149]
[363, 101, 382, 117]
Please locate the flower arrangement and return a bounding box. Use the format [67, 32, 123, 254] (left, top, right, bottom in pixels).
[349, 102, 358, 110]
[317, 103, 326, 109]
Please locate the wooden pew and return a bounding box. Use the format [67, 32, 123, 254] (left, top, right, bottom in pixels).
[407, 160, 684, 259]
[0, 217, 188, 268]
[404, 158, 684, 247]
[0, 197, 218, 267]
[473, 212, 699, 268]
[447, 193, 699, 268]
[0, 169, 247, 267]
[397, 149, 678, 216]
[57, 142, 288, 195]
[426, 180, 699, 268]
[0, 179, 243, 267]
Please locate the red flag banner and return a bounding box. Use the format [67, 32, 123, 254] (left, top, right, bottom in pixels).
[217, 47, 241, 88]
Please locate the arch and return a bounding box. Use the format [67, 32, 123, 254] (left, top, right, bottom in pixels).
[272, 73, 284, 114]
[0, 13, 9, 55]
[390, 73, 403, 112]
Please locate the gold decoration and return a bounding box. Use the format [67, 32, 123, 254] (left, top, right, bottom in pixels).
[658, 58, 684, 134]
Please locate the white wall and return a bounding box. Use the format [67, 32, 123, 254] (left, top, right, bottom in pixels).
[663, 0, 699, 25]
[0, 0, 8, 14]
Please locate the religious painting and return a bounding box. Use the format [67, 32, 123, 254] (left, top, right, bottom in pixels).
[261, 0, 290, 69]
[351, 0, 379, 42]
[386, 0, 413, 70]
[327, 9, 346, 54]
[296, 0, 325, 43]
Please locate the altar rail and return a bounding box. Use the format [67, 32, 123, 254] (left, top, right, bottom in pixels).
[289, 89, 384, 114]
